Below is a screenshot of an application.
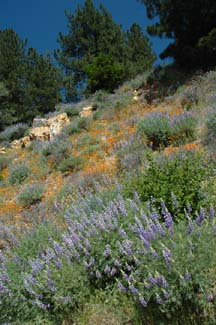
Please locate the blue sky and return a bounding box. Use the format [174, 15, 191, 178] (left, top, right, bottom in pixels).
[0, 0, 171, 63]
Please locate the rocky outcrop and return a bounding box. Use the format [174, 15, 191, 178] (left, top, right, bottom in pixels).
[80, 105, 94, 118]
[11, 113, 70, 149]
[47, 113, 70, 136]
[29, 126, 51, 141]
[0, 147, 6, 154]
[11, 136, 31, 149]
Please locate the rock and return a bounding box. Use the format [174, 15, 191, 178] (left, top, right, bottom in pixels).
[47, 113, 70, 136]
[80, 105, 93, 118]
[0, 147, 6, 154]
[32, 117, 48, 128]
[29, 126, 51, 141]
[10, 113, 70, 148]
[11, 136, 31, 149]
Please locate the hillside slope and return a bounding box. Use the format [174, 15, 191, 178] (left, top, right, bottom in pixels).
[0, 69, 215, 323]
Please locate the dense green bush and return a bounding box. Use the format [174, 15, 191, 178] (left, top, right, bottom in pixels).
[124, 149, 208, 215]
[1, 188, 216, 323]
[63, 106, 79, 118]
[0, 123, 29, 143]
[85, 54, 125, 94]
[63, 117, 91, 136]
[137, 112, 197, 149]
[58, 156, 84, 174]
[205, 109, 216, 145]
[137, 112, 172, 148]
[41, 137, 72, 169]
[8, 164, 30, 185]
[0, 155, 11, 171]
[171, 112, 197, 142]
[16, 183, 44, 207]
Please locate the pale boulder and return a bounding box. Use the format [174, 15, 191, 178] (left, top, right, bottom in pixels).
[47, 113, 70, 136]
[80, 105, 93, 118]
[11, 136, 31, 149]
[29, 126, 51, 141]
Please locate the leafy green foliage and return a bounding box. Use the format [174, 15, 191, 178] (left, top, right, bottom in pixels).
[138, 0, 216, 68]
[41, 137, 72, 169]
[8, 164, 30, 185]
[0, 155, 11, 171]
[58, 156, 85, 174]
[55, 0, 155, 98]
[0, 28, 61, 130]
[0, 123, 29, 143]
[16, 183, 44, 207]
[85, 54, 125, 93]
[137, 112, 197, 149]
[205, 109, 216, 145]
[124, 150, 208, 215]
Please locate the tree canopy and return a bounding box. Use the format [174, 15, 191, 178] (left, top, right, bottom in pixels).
[0, 29, 62, 130]
[55, 0, 155, 99]
[138, 0, 216, 68]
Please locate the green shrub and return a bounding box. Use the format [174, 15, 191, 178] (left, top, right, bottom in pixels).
[58, 156, 85, 174]
[0, 155, 11, 171]
[85, 54, 125, 94]
[63, 117, 91, 136]
[171, 112, 197, 143]
[137, 112, 172, 149]
[8, 164, 30, 185]
[17, 183, 44, 207]
[63, 106, 79, 118]
[137, 112, 197, 149]
[205, 109, 216, 145]
[124, 149, 208, 215]
[41, 137, 72, 169]
[0, 123, 29, 143]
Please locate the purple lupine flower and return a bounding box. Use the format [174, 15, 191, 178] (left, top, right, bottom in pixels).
[134, 192, 141, 204]
[196, 208, 206, 226]
[32, 300, 50, 310]
[110, 268, 117, 276]
[104, 265, 111, 274]
[156, 275, 168, 288]
[114, 259, 121, 267]
[103, 244, 111, 257]
[29, 259, 44, 276]
[55, 260, 63, 270]
[183, 271, 191, 281]
[156, 294, 163, 304]
[122, 240, 133, 256]
[119, 228, 127, 238]
[162, 247, 172, 268]
[139, 296, 147, 307]
[118, 281, 127, 292]
[171, 192, 178, 209]
[144, 282, 152, 289]
[209, 207, 215, 219]
[148, 275, 157, 285]
[129, 200, 139, 213]
[129, 285, 139, 296]
[164, 212, 173, 230]
[96, 270, 102, 279]
[162, 290, 169, 300]
[207, 294, 214, 302]
[126, 263, 133, 272]
[122, 271, 129, 280]
[133, 256, 140, 265]
[186, 220, 193, 235]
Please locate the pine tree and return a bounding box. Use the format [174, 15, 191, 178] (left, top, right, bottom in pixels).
[137, 0, 216, 68]
[126, 23, 156, 77]
[0, 29, 62, 130]
[55, 0, 155, 98]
